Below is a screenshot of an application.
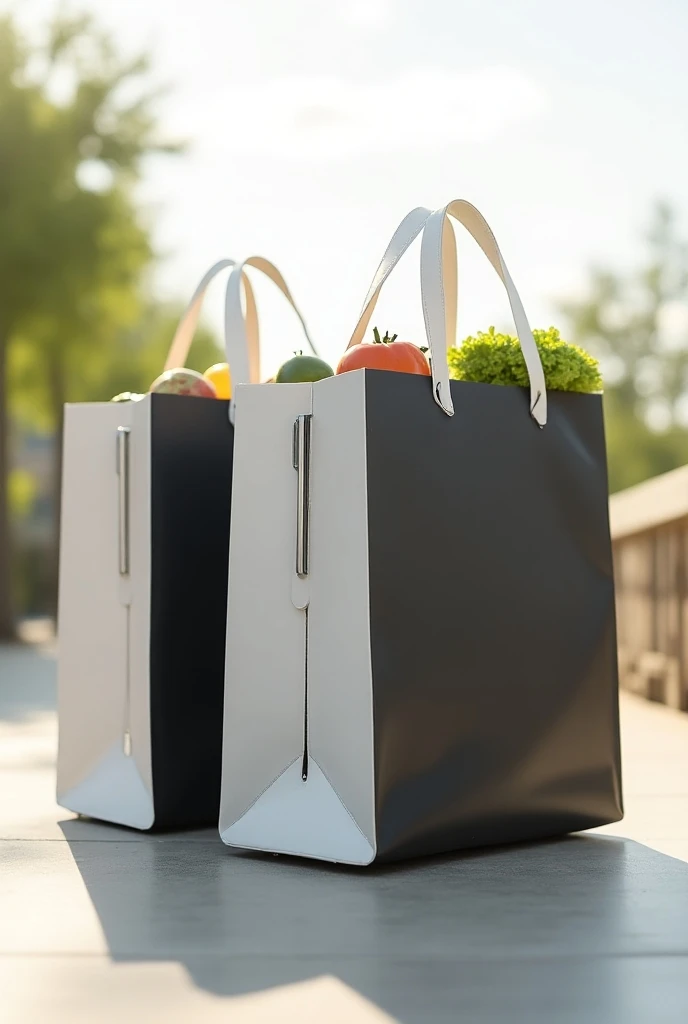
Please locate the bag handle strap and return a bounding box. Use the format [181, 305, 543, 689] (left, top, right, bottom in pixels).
[224, 256, 316, 393]
[164, 259, 254, 370]
[166, 255, 315, 413]
[346, 207, 445, 349]
[421, 200, 547, 426]
[347, 201, 546, 427]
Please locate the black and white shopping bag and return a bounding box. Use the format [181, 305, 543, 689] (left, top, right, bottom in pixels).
[57, 257, 315, 830]
[219, 201, 623, 865]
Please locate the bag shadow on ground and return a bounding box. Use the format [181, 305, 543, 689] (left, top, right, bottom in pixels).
[56, 822, 688, 1024]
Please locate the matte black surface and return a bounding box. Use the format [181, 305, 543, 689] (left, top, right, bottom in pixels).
[365, 371, 623, 862]
[149, 394, 233, 829]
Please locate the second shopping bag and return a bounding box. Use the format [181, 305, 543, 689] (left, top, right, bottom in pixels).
[57, 256, 315, 830]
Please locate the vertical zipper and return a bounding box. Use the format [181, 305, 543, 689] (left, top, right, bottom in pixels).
[122, 608, 132, 758]
[117, 426, 132, 757]
[293, 414, 312, 780]
[117, 427, 131, 575]
[302, 608, 309, 781]
[294, 414, 311, 578]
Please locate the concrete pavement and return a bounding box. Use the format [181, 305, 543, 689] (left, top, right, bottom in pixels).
[1, 641, 688, 1023]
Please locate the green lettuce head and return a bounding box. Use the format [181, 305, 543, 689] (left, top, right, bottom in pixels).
[447, 326, 602, 394]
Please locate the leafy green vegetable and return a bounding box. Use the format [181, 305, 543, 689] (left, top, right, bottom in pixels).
[447, 326, 602, 394]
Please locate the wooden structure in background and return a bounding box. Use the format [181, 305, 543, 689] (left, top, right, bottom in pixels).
[610, 465, 688, 712]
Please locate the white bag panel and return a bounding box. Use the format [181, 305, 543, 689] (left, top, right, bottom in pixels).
[220, 372, 377, 864]
[220, 381, 313, 835]
[58, 742, 154, 831]
[309, 370, 376, 851]
[127, 397, 154, 798]
[223, 759, 375, 865]
[57, 399, 153, 828]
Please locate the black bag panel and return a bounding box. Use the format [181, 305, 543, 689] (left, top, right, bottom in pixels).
[364, 370, 622, 862]
[148, 394, 233, 829]
[538, 390, 616, 579]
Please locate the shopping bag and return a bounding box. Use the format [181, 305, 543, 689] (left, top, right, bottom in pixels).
[57, 256, 314, 830]
[219, 201, 623, 864]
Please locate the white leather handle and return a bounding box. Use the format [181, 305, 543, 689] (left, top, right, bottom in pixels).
[347, 207, 441, 349]
[165, 259, 258, 371]
[421, 200, 547, 426]
[224, 256, 316, 392]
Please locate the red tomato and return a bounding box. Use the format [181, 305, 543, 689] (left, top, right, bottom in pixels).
[336, 328, 430, 377]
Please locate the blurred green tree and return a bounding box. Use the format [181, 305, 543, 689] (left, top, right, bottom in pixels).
[0, 11, 183, 638]
[81, 305, 223, 402]
[561, 202, 688, 493]
[9, 304, 222, 425]
[9, 303, 222, 621]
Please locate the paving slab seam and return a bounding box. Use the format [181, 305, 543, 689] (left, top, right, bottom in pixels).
[0, 836, 222, 843]
[3, 952, 688, 963]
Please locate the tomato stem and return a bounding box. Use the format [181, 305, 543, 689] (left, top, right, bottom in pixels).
[373, 327, 397, 345]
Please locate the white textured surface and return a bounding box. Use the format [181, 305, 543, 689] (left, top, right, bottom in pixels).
[308, 371, 376, 852]
[56, 399, 154, 829]
[219, 381, 313, 834]
[221, 372, 377, 859]
[58, 743, 154, 831]
[222, 759, 374, 864]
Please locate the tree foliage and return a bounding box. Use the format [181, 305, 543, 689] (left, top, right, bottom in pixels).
[9, 303, 223, 425]
[0, 10, 182, 637]
[560, 202, 688, 493]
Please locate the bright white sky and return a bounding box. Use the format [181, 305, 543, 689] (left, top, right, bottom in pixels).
[11, 0, 688, 375]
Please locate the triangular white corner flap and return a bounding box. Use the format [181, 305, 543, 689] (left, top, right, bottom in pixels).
[221, 759, 376, 865]
[58, 741, 155, 831]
